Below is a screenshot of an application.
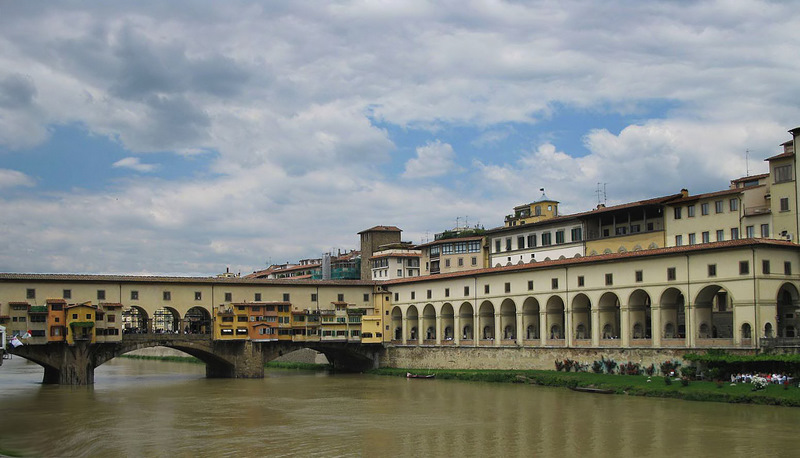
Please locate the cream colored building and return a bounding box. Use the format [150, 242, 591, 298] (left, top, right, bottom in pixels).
[417, 235, 485, 276]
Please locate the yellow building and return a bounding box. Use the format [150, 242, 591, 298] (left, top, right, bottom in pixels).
[65, 303, 97, 344]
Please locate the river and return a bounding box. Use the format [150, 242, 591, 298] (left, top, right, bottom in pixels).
[0, 356, 798, 457]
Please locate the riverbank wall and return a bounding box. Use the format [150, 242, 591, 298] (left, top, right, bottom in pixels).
[382, 346, 757, 371]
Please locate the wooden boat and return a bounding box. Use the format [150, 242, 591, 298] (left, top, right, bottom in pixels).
[569, 386, 613, 394]
[406, 372, 435, 379]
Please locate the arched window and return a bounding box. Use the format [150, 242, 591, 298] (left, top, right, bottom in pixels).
[633, 323, 643, 339]
[664, 322, 675, 338]
[765, 323, 774, 338]
[741, 323, 751, 339]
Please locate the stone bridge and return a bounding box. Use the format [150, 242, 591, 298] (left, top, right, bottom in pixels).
[10, 335, 385, 385]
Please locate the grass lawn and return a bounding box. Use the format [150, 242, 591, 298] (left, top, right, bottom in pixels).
[369, 367, 800, 407]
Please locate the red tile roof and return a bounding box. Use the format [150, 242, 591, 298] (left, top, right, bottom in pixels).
[765, 151, 793, 161]
[383, 238, 798, 285]
[666, 188, 743, 204]
[731, 173, 769, 183]
[358, 225, 402, 234]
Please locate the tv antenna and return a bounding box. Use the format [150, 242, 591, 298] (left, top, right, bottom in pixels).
[746, 149, 750, 176]
[595, 183, 607, 206]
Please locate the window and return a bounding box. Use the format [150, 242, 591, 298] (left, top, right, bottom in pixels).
[454, 242, 468, 254]
[442, 244, 454, 255]
[445, 288, 450, 297]
[194, 291, 201, 301]
[484, 284, 490, 294]
[605, 273, 613, 285]
[458, 258, 463, 267]
[63, 289, 71, 299]
[708, 264, 717, 277]
[716, 230, 724, 242]
[667, 267, 676, 281]
[283, 293, 291, 302]
[730, 198, 739, 211]
[615, 227, 627, 236]
[311, 293, 318, 302]
[504, 282, 511, 293]
[495, 240, 501, 253]
[674, 207, 682, 219]
[688, 233, 696, 245]
[551, 278, 558, 289]
[780, 197, 790, 212]
[97, 290, 106, 300]
[364, 293, 370, 302]
[762, 260, 771, 274]
[471, 257, 477, 266]
[224, 292, 232, 302]
[468, 241, 481, 252]
[746, 226, 755, 238]
[571, 227, 582, 242]
[675, 235, 683, 246]
[337, 293, 344, 302]
[444, 260, 450, 268]
[410, 292, 415, 300]
[26, 288, 35, 299]
[517, 236, 525, 249]
[739, 261, 750, 275]
[715, 200, 723, 213]
[464, 286, 470, 296]
[541, 232, 552, 246]
[527, 234, 537, 248]
[394, 293, 399, 301]
[687, 205, 695, 217]
[577, 276, 585, 287]
[731, 228, 739, 240]
[255, 293, 262, 301]
[760, 224, 769, 238]
[397, 269, 403, 276]
[701, 203, 709, 215]
[701, 231, 710, 243]
[774, 164, 793, 183]
[635, 270, 643, 282]
[527, 280, 534, 290]
[785, 261, 792, 275]
[505, 238, 511, 251]
[555, 230, 565, 244]
[163, 291, 171, 301]
[427, 289, 432, 299]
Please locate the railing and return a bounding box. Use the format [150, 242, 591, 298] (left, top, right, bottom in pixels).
[760, 337, 800, 348]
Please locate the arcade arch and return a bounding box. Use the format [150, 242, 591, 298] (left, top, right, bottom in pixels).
[660, 288, 686, 339]
[694, 285, 733, 339]
[441, 303, 455, 341]
[522, 297, 540, 340]
[422, 304, 436, 340]
[628, 289, 652, 339]
[776, 283, 800, 338]
[479, 301, 495, 340]
[407, 305, 419, 341]
[499, 299, 516, 340]
[571, 294, 591, 340]
[459, 302, 474, 340]
[598, 292, 620, 340]
[546, 296, 565, 339]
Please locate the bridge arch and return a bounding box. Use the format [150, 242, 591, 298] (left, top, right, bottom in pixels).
[153, 307, 180, 333]
[459, 302, 474, 340]
[522, 297, 540, 340]
[122, 306, 150, 334]
[184, 306, 211, 334]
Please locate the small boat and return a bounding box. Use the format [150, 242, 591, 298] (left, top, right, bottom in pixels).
[569, 386, 613, 394]
[407, 372, 435, 379]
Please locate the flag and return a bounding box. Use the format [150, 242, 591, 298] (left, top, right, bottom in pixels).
[9, 336, 23, 348]
[21, 331, 31, 339]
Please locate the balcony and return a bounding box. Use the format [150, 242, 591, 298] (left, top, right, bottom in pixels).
[744, 205, 771, 216]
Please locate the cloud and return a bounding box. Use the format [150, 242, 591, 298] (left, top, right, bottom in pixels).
[0, 169, 35, 188]
[403, 140, 458, 178]
[112, 157, 157, 173]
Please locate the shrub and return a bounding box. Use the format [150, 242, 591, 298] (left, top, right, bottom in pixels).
[592, 360, 604, 373]
[680, 377, 690, 387]
[620, 361, 642, 376]
[644, 364, 656, 376]
[681, 366, 697, 380]
[664, 376, 672, 385]
[660, 360, 681, 376]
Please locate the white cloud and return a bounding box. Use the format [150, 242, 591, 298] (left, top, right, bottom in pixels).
[0, 169, 35, 189]
[403, 140, 458, 178]
[112, 157, 157, 173]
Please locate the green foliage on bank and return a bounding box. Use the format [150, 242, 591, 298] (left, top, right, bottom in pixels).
[368, 368, 800, 407]
[265, 361, 331, 371]
[120, 354, 203, 364]
[683, 350, 800, 377]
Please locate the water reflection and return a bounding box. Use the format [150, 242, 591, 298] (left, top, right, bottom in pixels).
[0, 357, 798, 457]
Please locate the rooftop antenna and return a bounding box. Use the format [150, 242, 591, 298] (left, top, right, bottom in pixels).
[595, 183, 607, 206]
[746, 149, 750, 176]
[456, 216, 460, 230]
[465, 216, 469, 228]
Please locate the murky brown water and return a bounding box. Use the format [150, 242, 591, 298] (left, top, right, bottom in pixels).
[0, 356, 798, 457]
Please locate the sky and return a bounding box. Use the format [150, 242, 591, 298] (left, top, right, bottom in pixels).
[1, 0, 799, 276]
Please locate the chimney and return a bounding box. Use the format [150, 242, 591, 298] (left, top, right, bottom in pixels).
[680, 188, 689, 198]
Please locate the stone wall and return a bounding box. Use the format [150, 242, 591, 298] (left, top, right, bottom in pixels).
[382, 346, 755, 371]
